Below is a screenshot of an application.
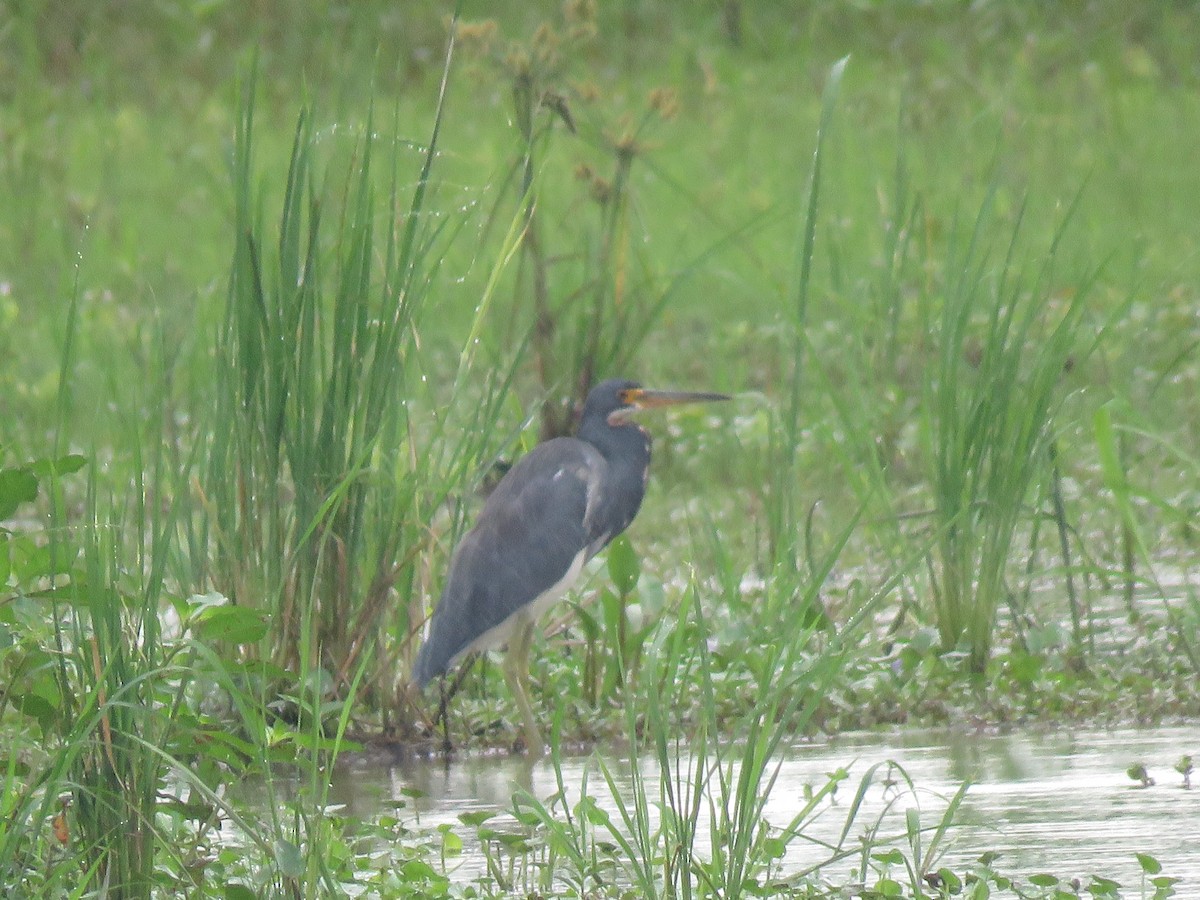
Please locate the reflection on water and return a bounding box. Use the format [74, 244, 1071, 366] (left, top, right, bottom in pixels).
[329, 726, 1199, 888]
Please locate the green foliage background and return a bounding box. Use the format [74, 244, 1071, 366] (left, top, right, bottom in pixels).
[1, 2, 1198, 896]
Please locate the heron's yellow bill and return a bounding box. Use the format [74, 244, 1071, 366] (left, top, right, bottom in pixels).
[622, 387, 731, 408]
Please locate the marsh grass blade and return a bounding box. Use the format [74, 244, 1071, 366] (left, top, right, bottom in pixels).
[764, 55, 847, 618]
[201, 52, 497, 727]
[921, 189, 1104, 672]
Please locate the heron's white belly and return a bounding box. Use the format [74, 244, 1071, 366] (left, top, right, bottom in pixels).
[459, 548, 588, 659]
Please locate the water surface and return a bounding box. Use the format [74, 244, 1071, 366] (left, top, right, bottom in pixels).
[331, 726, 1198, 889]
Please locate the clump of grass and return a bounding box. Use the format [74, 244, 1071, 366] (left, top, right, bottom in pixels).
[58, 475, 178, 898]
[0, 283, 407, 894]
[0, 289, 198, 896]
[197, 57, 473, 725]
[919, 190, 1107, 673]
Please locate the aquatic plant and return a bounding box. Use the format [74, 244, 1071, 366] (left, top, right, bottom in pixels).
[918, 191, 1106, 674]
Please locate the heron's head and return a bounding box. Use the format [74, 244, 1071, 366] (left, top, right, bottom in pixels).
[582, 378, 730, 428]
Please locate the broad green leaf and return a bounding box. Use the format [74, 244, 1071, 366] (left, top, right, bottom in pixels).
[606, 533, 640, 596]
[1150, 874, 1180, 894]
[273, 839, 304, 878]
[12, 542, 78, 581]
[400, 858, 438, 880]
[576, 796, 611, 827]
[935, 868, 962, 891]
[193, 604, 269, 644]
[492, 831, 531, 851]
[16, 672, 63, 732]
[0, 467, 39, 520]
[29, 454, 88, 478]
[458, 810, 496, 827]
[1136, 853, 1162, 875]
[186, 735, 249, 768]
[761, 836, 786, 860]
[1006, 651, 1043, 686]
[1088, 875, 1121, 897]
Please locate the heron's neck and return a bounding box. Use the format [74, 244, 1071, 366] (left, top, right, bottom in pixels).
[579, 419, 650, 471]
[578, 419, 652, 537]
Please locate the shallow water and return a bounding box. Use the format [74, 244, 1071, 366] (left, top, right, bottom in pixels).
[329, 725, 1199, 890]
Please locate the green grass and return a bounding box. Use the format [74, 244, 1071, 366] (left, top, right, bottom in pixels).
[200, 67, 453, 727]
[2, 1, 1199, 896]
[917, 187, 1114, 672]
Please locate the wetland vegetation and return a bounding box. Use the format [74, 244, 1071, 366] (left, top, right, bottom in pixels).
[1, 1, 1197, 897]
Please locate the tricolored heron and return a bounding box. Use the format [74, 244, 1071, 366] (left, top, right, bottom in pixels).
[411, 378, 730, 755]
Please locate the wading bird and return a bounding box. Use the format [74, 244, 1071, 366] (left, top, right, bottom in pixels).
[411, 379, 729, 755]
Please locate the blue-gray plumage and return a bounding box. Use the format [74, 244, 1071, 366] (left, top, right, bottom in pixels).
[411, 378, 729, 754]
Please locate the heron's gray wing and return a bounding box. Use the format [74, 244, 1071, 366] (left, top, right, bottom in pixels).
[412, 438, 605, 686]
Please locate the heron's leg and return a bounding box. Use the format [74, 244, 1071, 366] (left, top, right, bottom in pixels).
[436, 678, 452, 754]
[502, 617, 544, 758]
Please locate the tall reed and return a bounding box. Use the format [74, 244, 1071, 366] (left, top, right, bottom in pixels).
[761, 56, 847, 620]
[919, 190, 1102, 672]
[0, 286, 201, 896]
[198, 60, 468, 722]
